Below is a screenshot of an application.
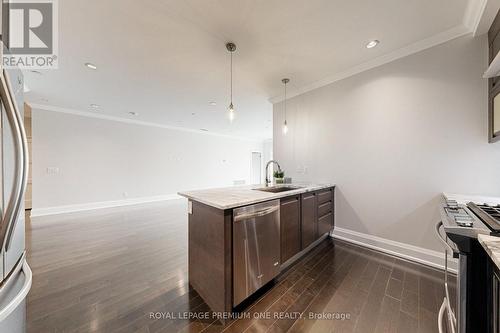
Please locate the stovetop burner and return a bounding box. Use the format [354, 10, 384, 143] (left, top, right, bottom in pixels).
[466, 202, 500, 236]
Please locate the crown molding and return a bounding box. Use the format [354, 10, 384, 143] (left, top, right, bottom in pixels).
[466, 0, 500, 37]
[464, 0, 488, 34]
[28, 103, 267, 143]
[270, 24, 471, 104]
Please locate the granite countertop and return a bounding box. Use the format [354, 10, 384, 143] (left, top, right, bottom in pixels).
[478, 234, 500, 270]
[178, 183, 335, 210]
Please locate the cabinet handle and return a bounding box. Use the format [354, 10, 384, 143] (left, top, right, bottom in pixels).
[319, 212, 333, 220]
[282, 198, 299, 206]
[318, 202, 331, 209]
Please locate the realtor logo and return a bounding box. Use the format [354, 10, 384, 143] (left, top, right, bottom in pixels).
[3, 0, 58, 69]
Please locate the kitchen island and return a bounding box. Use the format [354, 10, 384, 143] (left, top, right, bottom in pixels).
[178, 184, 335, 317]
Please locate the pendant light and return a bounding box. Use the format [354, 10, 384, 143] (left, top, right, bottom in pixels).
[226, 42, 236, 122]
[282, 78, 290, 135]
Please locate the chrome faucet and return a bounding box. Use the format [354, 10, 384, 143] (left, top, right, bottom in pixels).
[265, 160, 282, 186]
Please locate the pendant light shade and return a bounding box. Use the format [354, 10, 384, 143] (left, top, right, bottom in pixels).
[228, 102, 235, 121]
[282, 78, 290, 135]
[282, 120, 289, 134]
[226, 42, 236, 122]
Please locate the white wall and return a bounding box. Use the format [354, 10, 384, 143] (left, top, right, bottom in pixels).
[262, 139, 274, 181]
[32, 109, 264, 214]
[273, 35, 500, 254]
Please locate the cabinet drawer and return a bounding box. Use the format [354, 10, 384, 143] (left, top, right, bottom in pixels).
[318, 201, 332, 217]
[317, 188, 333, 204]
[318, 212, 333, 235]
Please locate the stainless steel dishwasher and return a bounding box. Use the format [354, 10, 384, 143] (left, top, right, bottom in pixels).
[233, 200, 280, 306]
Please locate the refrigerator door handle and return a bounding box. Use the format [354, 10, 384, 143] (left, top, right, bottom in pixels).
[0, 255, 32, 322]
[0, 67, 28, 252]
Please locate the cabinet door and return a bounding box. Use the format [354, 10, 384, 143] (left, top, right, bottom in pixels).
[280, 196, 301, 263]
[492, 266, 499, 333]
[301, 192, 317, 249]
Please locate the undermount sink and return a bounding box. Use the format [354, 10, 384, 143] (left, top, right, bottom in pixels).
[254, 185, 303, 193]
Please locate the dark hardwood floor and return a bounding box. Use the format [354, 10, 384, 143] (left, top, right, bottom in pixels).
[25, 200, 452, 333]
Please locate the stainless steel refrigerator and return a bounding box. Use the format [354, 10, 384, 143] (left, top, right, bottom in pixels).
[0, 44, 32, 332]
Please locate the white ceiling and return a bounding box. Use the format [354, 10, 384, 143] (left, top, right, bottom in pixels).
[25, 0, 476, 140]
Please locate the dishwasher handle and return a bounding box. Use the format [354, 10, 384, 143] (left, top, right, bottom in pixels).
[234, 206, 279, 222]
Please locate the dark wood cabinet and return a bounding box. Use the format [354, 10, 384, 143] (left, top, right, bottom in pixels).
[301, 192, 317, 249]
[188, 201, 232, 318]
[487, 258, 500, 333]
[317, 188, 334, 236]
[280, 195, 301, 263]
[281, 187, 335, 262]
[187, 186, 335, 317]
[488, 10, 500, 143]
[317, 189, 332, 205]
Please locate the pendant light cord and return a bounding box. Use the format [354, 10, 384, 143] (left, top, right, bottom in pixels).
[284, 81, 287, 121]
[230, 51, 233, 104]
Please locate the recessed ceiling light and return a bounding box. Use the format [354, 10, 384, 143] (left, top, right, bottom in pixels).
[128, 111, 139, 116]
[200, 128, 209, 132]
[85, 62, 97, 70]
[90, 104, 100, 109]
[366, 40, 380, 49]
[209, 101, 217, 106]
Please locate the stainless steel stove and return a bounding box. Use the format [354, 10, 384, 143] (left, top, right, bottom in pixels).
[440, 199, 492, 238]
[437, 197, 500, 333]
[467, 202, 500, 236]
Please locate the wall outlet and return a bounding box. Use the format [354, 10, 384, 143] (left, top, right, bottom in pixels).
[46, 167, 59, 175]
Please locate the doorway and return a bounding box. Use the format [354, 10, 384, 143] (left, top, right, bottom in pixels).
[251, 152, 262, 185]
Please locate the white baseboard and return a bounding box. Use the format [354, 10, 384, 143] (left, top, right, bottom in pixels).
[332, 227, 457, 273]
[30, 194, 182, 217]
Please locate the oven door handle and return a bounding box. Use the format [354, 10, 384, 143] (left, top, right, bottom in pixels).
[438, 298, 446, 333]
[435, 221, 459, 258]
[438, 297, 456, 333]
